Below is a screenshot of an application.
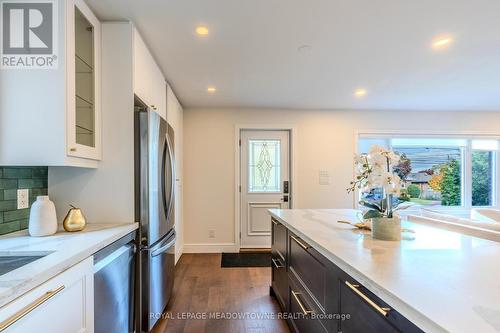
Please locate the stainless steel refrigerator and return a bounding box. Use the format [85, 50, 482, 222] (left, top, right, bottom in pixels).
[135, 100, 176, 332]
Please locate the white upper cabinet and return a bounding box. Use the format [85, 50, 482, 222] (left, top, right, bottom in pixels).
[66, 0, 102, 161]
[133, 30, 166, 120]
[0, 0, 101, 167]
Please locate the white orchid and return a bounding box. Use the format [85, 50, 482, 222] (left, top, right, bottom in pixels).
[347, 145, 406, 218]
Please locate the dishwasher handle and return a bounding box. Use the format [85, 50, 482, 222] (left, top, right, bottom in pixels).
[94, 242, 135, 273]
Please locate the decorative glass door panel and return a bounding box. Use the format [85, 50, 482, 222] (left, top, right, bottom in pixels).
[248, 140, 281, 192]
[74, 7, 95, 148]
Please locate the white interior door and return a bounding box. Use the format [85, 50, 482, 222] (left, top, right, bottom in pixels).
[240, 130, 290, 248]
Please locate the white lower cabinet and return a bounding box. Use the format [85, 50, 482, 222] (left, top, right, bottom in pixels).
[0, 257, 94, 333]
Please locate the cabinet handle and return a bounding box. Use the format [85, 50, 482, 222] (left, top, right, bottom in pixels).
[345, 281, 391, 317]
[272, 258, 284, 268]
[69, 147, 77, 152]
[291, 291, 313, 316]
[0, 285, 65, 331]
[150, 104, 157, 110]
[290, 235, 310, 250]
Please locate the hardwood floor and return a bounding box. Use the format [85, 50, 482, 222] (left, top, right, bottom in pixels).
[151, 253, 290, 333]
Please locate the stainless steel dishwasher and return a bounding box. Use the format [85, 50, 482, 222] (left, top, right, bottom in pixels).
[94, 232, 136, 333]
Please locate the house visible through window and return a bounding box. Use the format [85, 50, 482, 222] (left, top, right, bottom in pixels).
[358, 136, 498, 209]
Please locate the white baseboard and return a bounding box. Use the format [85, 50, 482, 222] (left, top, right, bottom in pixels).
[183, 242, 239, 253]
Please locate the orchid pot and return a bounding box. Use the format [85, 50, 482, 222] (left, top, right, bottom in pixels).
[371, 217, 401, 241]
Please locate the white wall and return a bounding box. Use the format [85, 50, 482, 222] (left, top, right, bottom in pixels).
[183, 108, 500, 251]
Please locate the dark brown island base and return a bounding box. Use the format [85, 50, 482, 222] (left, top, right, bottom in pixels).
[270, 217, 424, 333]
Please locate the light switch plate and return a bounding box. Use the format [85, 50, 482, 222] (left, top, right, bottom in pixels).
[319, 170, 330, 185]
[17, 189, 29, 209]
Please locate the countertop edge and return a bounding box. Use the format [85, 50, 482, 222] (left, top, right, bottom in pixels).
[269, 211, 448, 333]
[0, 223, 139, 308]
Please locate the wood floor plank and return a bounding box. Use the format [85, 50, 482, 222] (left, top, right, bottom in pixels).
[151, 253, 290, 333]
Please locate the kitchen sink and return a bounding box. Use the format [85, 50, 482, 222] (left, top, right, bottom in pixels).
[0, 252, 52, 276]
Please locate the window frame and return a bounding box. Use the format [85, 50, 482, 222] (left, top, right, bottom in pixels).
[354, 130, 500, 212]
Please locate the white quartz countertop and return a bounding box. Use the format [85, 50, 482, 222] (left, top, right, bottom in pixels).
[0, 223, 138, 308]
[269, 209, 500, 333]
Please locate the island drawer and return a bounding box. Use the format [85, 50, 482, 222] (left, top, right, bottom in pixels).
[271, 218, 287, 262]
[288, 232, 328, 310]
[288, 273, 328, 333]
[339, 273, 424, 333]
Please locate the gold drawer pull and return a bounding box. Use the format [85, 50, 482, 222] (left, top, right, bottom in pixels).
[291, 291, 313, 316]
[0, 285, 65, 332]
[291, 235, 310, 250]
[345, 281, 391, 317]
[272, 258, 284, 268]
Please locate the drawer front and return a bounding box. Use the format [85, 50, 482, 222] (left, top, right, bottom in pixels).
[272, 218, 287, 262]
[0, 257, 94, 333]
[271, 255, 288, 311]
[340, 279, 399, 333]
[340, 275, 424, 333]
[289, 232, 327, 309]
[288, 276, 327, 333]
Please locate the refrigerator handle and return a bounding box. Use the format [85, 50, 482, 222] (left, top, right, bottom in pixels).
[160, 137, 171, 221]
[165, 134, 175, 223]
[151, 237, 176, 257]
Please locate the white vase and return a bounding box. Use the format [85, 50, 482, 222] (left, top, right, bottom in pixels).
[29, 196, 58, 237]
[371, 217, 401, 241]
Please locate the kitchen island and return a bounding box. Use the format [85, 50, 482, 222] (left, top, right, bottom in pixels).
[269, 209, 500, 333]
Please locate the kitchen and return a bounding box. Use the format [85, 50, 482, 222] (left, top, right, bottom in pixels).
[1, 0, 500, 333]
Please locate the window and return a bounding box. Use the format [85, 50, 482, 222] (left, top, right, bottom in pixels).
[472, 140, 497, 207]
[357, 135, 499, 209]
[248, 140, 281, 192]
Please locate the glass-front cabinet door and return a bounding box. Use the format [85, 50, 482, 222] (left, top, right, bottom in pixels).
[67, 0, 101, 160]
[75, 7, 94, 148]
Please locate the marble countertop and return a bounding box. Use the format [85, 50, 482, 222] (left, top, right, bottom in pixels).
[0, 223, 138, 308]
[269, 209, 500, 333]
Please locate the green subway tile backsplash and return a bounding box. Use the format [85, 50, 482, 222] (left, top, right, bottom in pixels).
[0, 167, 48, 235]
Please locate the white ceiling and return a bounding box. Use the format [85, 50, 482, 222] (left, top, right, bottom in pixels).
[86, 0, 500, 110]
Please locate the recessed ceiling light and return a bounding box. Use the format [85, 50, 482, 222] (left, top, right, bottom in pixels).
[297, 45, 312, 54]
[354, 88, 367, 97]
[207, 86, 217, 93]
[196, 26, 209, 36]
[432, 36, 453, 49]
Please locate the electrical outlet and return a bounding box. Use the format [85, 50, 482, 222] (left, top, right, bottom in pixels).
[17, 189, 29, 209]
[208, 230, 216, 238]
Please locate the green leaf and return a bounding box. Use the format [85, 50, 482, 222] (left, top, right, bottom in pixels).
[363, 210, 383, 219]
[359, 200, 382, 212]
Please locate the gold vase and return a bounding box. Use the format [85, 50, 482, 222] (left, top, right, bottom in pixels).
[63, 205, 86, 232]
